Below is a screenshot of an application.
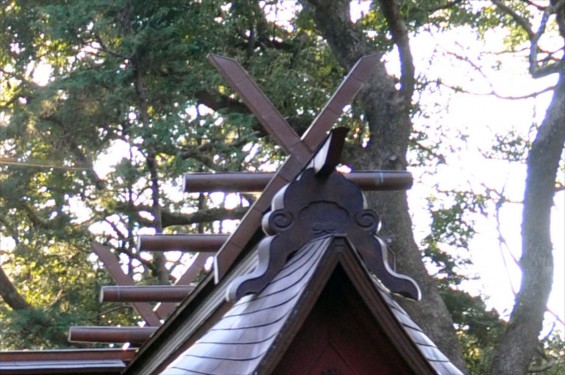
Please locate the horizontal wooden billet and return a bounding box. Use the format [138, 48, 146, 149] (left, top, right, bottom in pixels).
[183, 172, 273, 193]
[91, 242, 161, 326]
[183, 170, 413, 193]
[100, 285, 194, 303]
[68, 326, 158, 345]
[138, 234, 229, 252]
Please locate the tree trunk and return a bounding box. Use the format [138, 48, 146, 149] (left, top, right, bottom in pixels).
[0, 265, 31, 311]
[299, 0, 468, 372]
[489, 71, 565, 375]
[0, 264, 72, 347]
[132, 36, 170, 285]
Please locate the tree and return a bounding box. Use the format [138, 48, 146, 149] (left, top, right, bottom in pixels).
[0, 0, 344, 348]
[0, 2, 563, 374]
[297, 0, 468, 370]
[298, 1, 564, 373]
[487, 1, 565, 373]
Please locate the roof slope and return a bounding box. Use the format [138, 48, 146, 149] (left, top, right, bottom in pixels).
[162, 236, 333, 375]
[161, 236, 463, 375]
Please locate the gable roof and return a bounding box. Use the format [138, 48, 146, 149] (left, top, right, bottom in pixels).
[160, 235, 462, 375]
[124, 160, 464, 374]
[48, 55, 463, 374]
[0, 54, 465, 375]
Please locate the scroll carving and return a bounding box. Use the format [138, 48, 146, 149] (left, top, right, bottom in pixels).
[227, 168, 421, 301]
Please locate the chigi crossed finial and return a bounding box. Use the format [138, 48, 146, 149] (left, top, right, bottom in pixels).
[208, 54, 420, 301]
[208, 53, 381, 282]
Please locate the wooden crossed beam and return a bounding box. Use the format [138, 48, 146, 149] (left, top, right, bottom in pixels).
[90, 54, 379, 326]
[208, 53, 380, 282]
[91, 242, 209, 326]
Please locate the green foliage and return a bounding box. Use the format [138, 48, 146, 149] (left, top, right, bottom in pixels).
[0, 0, 344, 348]
[486, 128, 532, 162]
[0, 4, 560, 373]
[422, 190, 487, 285]
[533, 334, 565, 375]
[438, 287, 505, 374]
[0, 240, 137, 349]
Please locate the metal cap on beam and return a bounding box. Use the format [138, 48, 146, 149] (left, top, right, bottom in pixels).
[346, 171, 413, 191]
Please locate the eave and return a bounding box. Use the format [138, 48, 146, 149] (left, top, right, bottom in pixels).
[0, 349, 136, 374]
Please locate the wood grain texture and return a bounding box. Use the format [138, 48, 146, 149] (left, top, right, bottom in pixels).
[162, 237, 332, 375]
[227, 168, 420, 301]
[161, 236, 461, 375]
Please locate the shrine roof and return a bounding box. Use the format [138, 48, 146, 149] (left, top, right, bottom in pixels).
[160, 235, 463, 375]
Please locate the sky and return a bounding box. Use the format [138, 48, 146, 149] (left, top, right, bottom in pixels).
[3, 0, 561, 337]
[400, 19, 565, 332]
[91, 0, 565, 331]
[260, 0, 565, 333]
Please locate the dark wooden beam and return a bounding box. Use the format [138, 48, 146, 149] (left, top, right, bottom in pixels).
[184, 170, 413, 192]
[138, 234, 229, 252]
[211, 54, 380, 282]
[208, 54, 311, 162]
[100, 285, 194, 303]
[68, 327, 158, 345]
[183, 172, 274, 193]
[0, 349, 136, 362]
[154, 252, 210, 319]
[91, 243, 161, 326]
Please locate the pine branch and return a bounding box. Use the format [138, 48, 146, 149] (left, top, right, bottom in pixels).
[427, 0, 466, 14]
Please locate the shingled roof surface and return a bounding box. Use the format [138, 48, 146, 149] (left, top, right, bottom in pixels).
[0, 54, 467, 375]
[161, 235, 463, 375]
[382, 292, 464, 374]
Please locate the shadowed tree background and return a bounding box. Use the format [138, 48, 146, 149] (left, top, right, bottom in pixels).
[0, 1, 563, 374]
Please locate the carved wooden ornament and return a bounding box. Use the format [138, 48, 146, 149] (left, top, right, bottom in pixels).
[210, 53, 381, 282]
[227, 134, 421, 301]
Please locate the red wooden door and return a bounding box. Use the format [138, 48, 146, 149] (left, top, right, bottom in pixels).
[272, 267, 416, 375]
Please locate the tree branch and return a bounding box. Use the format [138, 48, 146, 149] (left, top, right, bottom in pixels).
[427, 0, 466, 14]
[439, 79, 556, 100]
[193, 89, 250, 114]
[491, 0, 535, 39]
[529, 0, 565, 78]
[440, 48, 557, 98]
[492, 0, 565, 78]
[378, 0, 416, 100]
[115, 201, 249, 229]
[0, 265, 32, 311]
[489, 63, 565, 375]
